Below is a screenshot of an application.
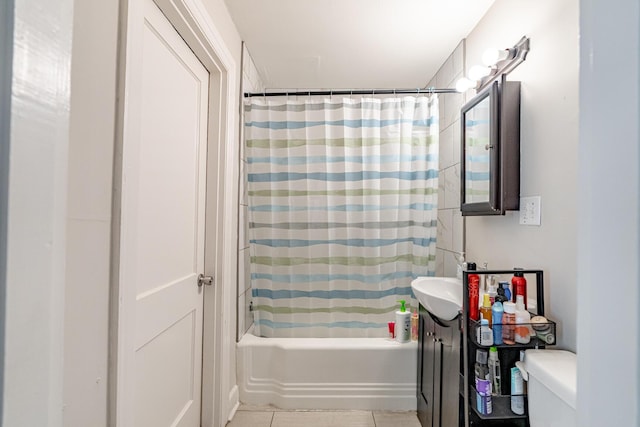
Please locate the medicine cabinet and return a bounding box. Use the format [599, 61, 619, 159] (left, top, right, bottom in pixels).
[460, 77, 521, 216]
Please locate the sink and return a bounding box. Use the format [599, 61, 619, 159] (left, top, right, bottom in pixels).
[411, 276, 463, 321]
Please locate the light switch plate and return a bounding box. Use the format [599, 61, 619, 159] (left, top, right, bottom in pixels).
[519, 196, 541, 226]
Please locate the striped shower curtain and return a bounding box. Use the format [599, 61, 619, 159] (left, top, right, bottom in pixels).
[245, 96, 439, 338]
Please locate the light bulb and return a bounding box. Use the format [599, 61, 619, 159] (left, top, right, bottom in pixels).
[455, 77, 476, 93]
[468, 65, 492, 81]
[482, 48, 510, 66]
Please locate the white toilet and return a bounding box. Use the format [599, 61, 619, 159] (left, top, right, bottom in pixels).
[519, 349, 577, 427]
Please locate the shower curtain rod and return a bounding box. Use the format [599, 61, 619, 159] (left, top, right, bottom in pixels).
[244, 87, 457, 98]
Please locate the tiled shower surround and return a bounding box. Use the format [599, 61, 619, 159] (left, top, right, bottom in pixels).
[236, 43, 466, 338]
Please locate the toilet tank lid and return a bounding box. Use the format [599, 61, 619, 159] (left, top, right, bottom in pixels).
[524, 349, 577, 409]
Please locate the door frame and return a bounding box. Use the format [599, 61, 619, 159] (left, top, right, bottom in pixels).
[110, 0, 238, 425]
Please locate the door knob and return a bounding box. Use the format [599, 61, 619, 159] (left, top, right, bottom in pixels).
[198, 274, 214, 287]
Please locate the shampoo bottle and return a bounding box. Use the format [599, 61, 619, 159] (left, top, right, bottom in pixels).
[467, 263, 480, 321]
[491, 301, 504, 345]
[395, 300, 411, 343]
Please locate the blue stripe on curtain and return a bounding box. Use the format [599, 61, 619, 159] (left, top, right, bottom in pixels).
[245, 96, 439, 338]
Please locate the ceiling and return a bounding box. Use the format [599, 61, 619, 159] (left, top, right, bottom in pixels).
[224, 0, 495, 90]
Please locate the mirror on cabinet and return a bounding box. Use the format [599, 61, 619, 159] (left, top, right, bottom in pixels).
[460, 77, 521, 216]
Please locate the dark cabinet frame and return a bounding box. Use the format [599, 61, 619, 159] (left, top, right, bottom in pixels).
[460, 76, 521, 216]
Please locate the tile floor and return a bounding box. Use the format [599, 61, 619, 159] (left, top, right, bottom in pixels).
[226, 405, 422, 427]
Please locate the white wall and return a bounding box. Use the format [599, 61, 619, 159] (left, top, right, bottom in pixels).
[462, 0, 580, 350]
[577, 0, 639, 424]
[63, 1, 118, 425]
[4, 0, 73, 425]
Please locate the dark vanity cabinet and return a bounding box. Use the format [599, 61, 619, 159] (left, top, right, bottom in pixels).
[417, 305, 462, 427]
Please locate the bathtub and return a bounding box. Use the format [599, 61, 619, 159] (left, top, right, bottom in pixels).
[237, 330, 417, 410]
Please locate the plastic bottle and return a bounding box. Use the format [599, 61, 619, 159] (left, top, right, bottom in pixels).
[468, 263, 480, 321]
[456, 253, 466, 280]
[511, 269, 527, 309]
[410, 309, 419, 341]
[488, 346, 502, 396]
[474, 349, 492, 415]
[395, 300, 411, 343]
[514, 295, 533, 344]
[510, 353, 525, 415]
[479, 293, 492, 326]
[499, 281, 511, 301]
[491, 301, 504, 345]
[502, 301, 516, 345]
[487, 279, 498, 305]
[476, 318, 493, 346]
[495, 286, 508, 304]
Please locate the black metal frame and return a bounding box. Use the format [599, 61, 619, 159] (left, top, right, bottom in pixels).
[461, 268, 546, 427]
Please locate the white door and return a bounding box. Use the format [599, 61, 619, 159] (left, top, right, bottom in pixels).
[118, 0, 209, 425]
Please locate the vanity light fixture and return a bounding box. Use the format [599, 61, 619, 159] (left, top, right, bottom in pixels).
[482, 48, 513, 67]
[468, 65, 492, 81]
[455, 36, 530, 93]
[455, 77, 477, 93]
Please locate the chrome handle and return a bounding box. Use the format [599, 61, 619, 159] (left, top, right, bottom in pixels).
[198, 273, 214, 287]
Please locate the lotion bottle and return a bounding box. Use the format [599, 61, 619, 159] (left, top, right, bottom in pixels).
[395, 300, 411, 343]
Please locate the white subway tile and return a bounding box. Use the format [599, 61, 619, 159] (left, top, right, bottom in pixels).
[439, 124, 455, 170]
[452, 209, 464, 254]
[437, 209, 453, 251]
[452, 118, 461, 166]
[444, 164, 461, 209]
[435, 249, 445, 277]
[443, 250, 459, 277]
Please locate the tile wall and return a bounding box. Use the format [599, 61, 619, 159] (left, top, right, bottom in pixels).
[429, 41, 465, 277]
[238, 45, 264, 339]
[237, 42, 466, 337]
